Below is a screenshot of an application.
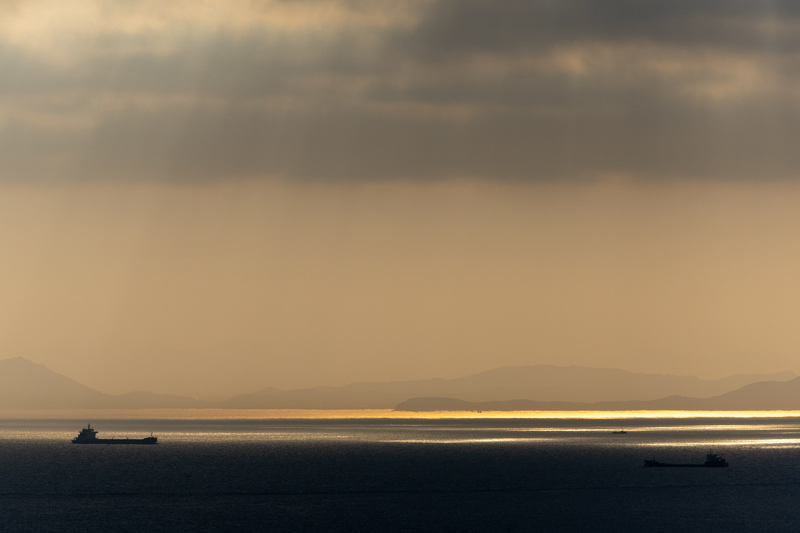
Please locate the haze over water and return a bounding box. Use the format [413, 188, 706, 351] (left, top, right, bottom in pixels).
[4, 1, 800, 397]
[4, 2, 800, 530]
[3, 413, 800, 532]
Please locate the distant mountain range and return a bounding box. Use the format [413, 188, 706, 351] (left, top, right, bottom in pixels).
[0, 357, 797, 410]
[395, 375, 800, 411]
[0, 358, 202, 409]
[218, 365, 795, 409]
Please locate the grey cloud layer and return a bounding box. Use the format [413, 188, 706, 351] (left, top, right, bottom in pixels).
[408, 0, 800, 56]
[2, 0, 799, 182]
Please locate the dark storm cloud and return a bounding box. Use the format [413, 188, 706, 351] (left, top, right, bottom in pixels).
[2, 0, 800, 182]
[404, 0, 800, 58]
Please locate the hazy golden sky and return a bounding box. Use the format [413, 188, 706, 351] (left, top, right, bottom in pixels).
[1, 1, 799, 396]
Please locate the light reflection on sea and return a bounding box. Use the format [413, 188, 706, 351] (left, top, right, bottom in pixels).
[3, 412, 800, 531]
[3, 411, 800, 448]
[3, 408, 800, 420]
[639, 438, 800, 448]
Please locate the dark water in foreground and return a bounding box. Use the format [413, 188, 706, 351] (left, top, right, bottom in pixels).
[2, 416, 800, 532]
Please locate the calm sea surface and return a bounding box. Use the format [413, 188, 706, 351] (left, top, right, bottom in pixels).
[2, 413, 800, 532]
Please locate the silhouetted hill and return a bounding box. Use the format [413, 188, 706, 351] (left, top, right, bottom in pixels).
[439, 366, 794, 402]
[395, 377, 800, 411]
[0, 357, 110, 408]
[217, 365, 794, 409]
[2, 357, 797, 411]
[0, 357, 203, 409]
[708, 377, 800, 409]
[645, 376, 800, 410]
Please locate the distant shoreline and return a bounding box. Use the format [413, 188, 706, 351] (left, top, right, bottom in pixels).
[3, 408, 800, 420]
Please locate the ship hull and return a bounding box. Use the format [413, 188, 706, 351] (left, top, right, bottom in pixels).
[644, 460, 726, 468]
[644, 463, 724, 467]
[72, 438, 157, 445]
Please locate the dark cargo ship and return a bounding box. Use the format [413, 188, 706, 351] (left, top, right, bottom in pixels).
[644, 452, 728, 468]
[72, 424, 157, 445]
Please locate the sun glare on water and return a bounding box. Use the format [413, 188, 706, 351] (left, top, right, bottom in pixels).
[3, 409, 800, 420]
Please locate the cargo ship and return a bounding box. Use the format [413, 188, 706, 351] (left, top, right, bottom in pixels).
[71, 424, 157, 445]
[644, 452, 727, 468]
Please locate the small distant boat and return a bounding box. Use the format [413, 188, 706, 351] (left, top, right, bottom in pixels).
[72, 424, 157, 445]
[644, 452, 728, 468]
[612, 430, 627, 434]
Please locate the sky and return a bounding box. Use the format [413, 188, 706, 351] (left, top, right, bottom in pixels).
[2, 0, 800, 397]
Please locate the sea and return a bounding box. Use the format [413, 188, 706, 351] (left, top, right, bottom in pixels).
[2, 410, 800, 532]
